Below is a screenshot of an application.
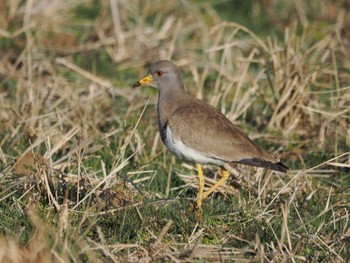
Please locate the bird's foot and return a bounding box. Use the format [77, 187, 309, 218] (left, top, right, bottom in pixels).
[189, 199, 202, 220]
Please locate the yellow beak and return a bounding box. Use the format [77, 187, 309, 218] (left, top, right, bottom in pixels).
[132, 74, 153, 88]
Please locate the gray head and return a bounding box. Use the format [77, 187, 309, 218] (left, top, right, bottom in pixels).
[132, 60, 185, 92]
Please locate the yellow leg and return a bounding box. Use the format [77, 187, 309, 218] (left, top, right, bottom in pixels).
[196, 164, 204, 208]
[202, 168, 230, 200]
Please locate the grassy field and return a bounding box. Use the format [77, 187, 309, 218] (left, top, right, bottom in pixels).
[0, 0, 349, 262]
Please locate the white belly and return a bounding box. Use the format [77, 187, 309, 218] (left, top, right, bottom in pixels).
[164, 125, 226, 166]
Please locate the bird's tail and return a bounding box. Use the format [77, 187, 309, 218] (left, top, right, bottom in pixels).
[234, 158, 289, 173]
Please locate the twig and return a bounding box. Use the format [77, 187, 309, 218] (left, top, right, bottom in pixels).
[154, 219, 173, 247]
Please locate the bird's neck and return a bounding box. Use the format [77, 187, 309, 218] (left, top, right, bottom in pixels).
[157, 86, 187, 137]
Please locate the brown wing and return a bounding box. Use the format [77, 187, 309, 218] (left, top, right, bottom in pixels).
[168, 98, 277, 164]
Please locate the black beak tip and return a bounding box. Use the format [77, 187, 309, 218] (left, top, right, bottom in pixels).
[132, 81, 141, 88]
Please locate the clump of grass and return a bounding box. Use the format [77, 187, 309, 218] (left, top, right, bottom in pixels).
[0, 0, 349, 262]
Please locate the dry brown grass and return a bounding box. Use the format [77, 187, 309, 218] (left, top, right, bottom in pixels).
[0, 0, 349, 262]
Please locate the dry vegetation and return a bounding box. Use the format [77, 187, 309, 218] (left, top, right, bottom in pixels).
[0, 0, 349, 262]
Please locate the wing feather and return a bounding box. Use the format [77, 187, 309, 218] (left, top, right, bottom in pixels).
[168, 99, 276, 163]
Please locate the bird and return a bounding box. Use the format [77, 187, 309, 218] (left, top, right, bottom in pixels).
[132, 60, 288, 208]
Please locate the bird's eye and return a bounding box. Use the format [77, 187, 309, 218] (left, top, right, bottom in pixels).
[156, 71, 163, 77]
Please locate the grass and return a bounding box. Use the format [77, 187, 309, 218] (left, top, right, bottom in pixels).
[0, 0, 349, 262]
